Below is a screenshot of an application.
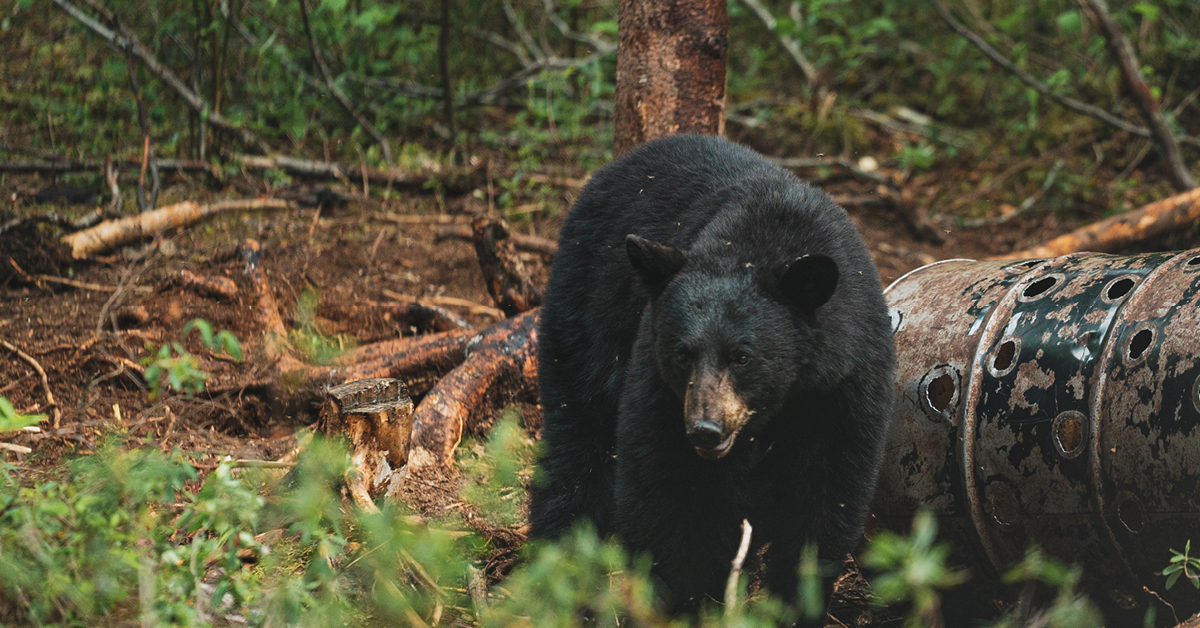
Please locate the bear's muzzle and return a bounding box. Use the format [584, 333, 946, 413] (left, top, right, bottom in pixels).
[684, 371, 755, 460]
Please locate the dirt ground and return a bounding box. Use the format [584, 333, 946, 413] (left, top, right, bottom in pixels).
[2, 143, 1193, 626]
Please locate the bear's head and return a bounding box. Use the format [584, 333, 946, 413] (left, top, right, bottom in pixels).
[626, 234, 839, 460]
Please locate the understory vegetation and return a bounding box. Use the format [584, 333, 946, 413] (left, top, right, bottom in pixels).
[0, 409, 1113, 628]
[3, 0, 1198, 219]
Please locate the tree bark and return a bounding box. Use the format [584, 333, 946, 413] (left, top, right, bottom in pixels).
[613, 0, 728, 157]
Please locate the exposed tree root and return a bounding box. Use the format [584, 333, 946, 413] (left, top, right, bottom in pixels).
[237, 239, 540, 472]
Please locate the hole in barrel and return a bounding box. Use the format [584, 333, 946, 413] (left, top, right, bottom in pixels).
[994, 340, 1017, 372]
[1055, 414, 1083, 455]
[1023, 276, 1058, 299]
[926, 374, 955, 413]
[1187, 255, 1200, 267]
[1106, 277, 1135, 300]
[1128, 328, 1154, 361]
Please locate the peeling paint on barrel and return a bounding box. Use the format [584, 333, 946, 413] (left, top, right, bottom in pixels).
[873, 248, 1200, 623]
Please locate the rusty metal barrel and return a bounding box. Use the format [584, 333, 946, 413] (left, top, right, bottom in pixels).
[872, 248, 1200, 623]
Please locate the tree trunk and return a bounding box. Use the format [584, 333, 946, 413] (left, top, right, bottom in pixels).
[612, 0, 728, 157]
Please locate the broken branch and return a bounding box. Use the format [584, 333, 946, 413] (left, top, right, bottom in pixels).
[1, 337, 58, 428]
[471, 217, 543, 316]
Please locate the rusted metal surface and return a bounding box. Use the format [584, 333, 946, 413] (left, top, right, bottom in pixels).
[874, 248, 1200, 622]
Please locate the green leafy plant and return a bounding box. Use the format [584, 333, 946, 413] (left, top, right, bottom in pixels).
[289, 288, 356, 365]
[0, 396, 44, 433]
[995, 547, 1103, 628]
[458, 407, 538, 528]
[862, 509, 969, 628]
[1165, 540, 1200, 590]
[142, 318, 242, 398]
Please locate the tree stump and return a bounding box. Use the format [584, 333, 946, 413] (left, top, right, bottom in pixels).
[317, 378, 414, 506]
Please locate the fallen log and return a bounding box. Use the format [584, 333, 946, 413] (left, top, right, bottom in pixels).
[62, 198, 292, 259]
[994, 187, 1200, 260]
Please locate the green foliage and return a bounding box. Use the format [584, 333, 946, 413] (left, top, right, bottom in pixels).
[862, 509, 968, 628]
[459, 407, 538, 528]
[289, 287, 356, 365]
[0, 440, 198, 624]
[0, 396, 44, 433]
[1165, 540, 1200, 590]
[483, 526, 666, 628]
[142, 319, 242, 398]
[995, 547, 1104, 628]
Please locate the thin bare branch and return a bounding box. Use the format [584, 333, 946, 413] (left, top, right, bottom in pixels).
[738, 0, 818, 85]
[1079, 0, 1195, 191]
[465, 26, 532, 66]
[53, 0, 264, 150]
[297, 0, 393, 162]
[724, 519, 754, 615]
[540, 0, 616, 53]
[438, 0, 454, 135]
[929, 0, 1149, 138]
[502, 0, 545, 62]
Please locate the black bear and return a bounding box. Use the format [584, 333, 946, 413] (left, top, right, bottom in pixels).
[528, 134, 895, 613]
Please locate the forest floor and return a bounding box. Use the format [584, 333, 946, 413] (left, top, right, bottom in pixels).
[2, 130, 1196, 626]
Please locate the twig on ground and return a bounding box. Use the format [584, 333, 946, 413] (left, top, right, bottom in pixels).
[738, 0, 818, 85]
[382, 290, 505, 320]
[1, 337, 59, 428]
[31, 274, 152, 294]
[724, 519, 754, 616]
[994, 187, 1200, 259]
[0, 442, 32, 455]
[435, 224, 559, 257]
[1079, 0, 1195, 191]
[378, 212, 471, 225]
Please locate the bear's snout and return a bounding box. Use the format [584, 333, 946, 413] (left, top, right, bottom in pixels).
[684, 372, 753, 460]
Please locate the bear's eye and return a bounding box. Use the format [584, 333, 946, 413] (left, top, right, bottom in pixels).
[734, 353, 750, 366]
[674, 347, 690, 365]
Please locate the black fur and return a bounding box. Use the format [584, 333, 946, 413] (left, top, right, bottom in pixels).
[528, 134, 895, 613]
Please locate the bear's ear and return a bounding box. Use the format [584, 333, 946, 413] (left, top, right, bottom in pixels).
[776, 254, 839, 312]
[626, 234, 686, 293]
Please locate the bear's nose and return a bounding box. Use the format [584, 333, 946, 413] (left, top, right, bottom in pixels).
[687, 420, 725, 450]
